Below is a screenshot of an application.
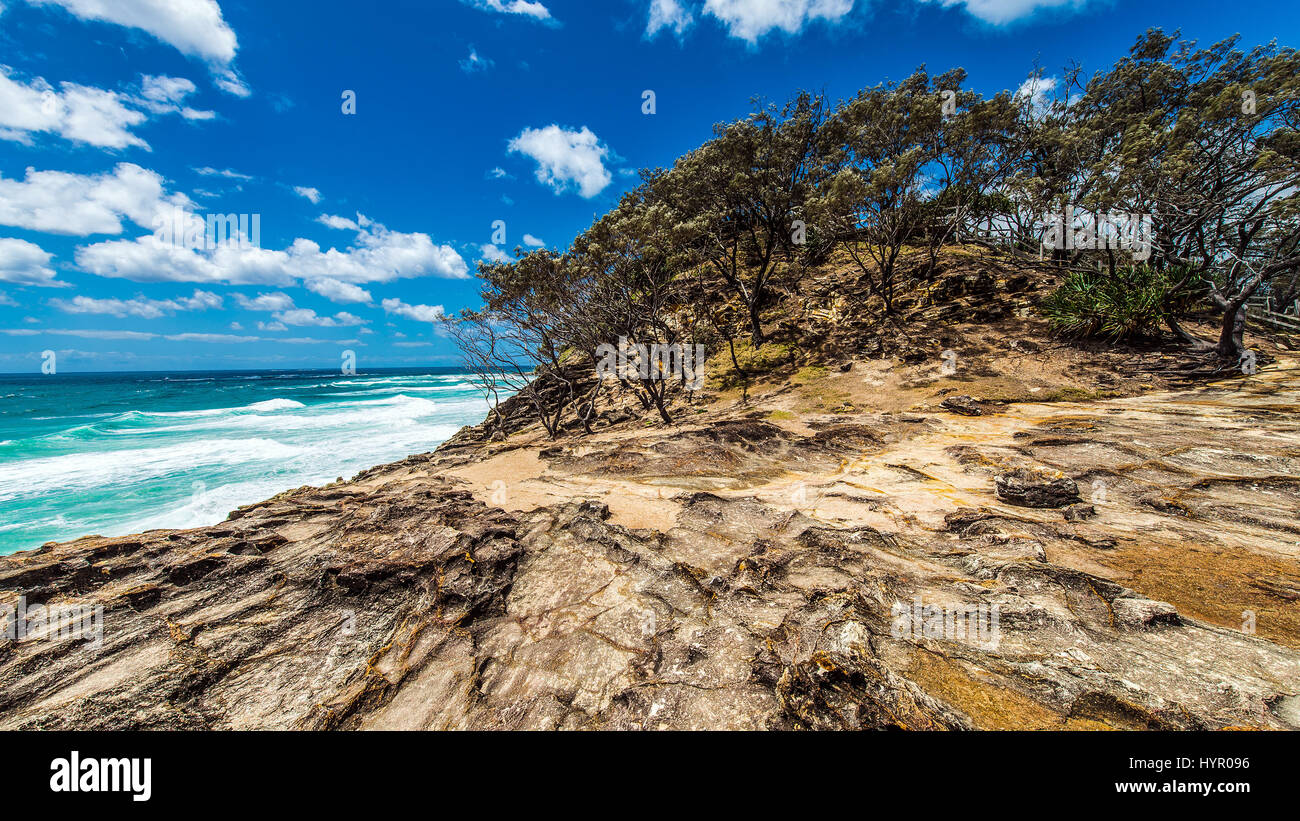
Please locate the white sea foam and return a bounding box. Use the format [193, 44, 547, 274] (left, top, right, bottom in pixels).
[245, 398, 307, 412]
[0, 372, 500, 554]
[0, 438, 304, 501]
[126, 397, 308, 419]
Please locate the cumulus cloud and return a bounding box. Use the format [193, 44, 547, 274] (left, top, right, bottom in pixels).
[508, 124, 612, 199]
[382, 298, 446, 323]
[317, 213, 359, 231]
[1, 69, 145, 148]
[0, 238, 61, 286]
[1015, 75, 1059, 118]
[137, 74, 214, 119]
[646, 0, 694, 38]
[465, 0, 553, 21]
[699, 0, 854, 42]
[922, 0, 1084, 25]
[0, 163, 190, 236]
[293, 186, 322, 204]
[49, 288, 221, 318]
[305, 278, 372, 304]
[480, 244, 511, 264]
[273, 307, 366, 328]
[522, 233, 545, 247]
[0, 69, 215, 148]
[77, 209, 470, 285]
[233, 291, 295, 312]
[28, 0, 249, 95]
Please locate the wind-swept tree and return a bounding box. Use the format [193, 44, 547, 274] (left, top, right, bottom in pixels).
[572, 186, 701, 423]
[810, 70, 946, 315]
[1069, 30, 1300, 358]
[659, 91, 830, 347]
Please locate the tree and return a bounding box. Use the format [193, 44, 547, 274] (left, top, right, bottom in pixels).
[1058, 31, 1300, 358]
[570, 187, 700, 424]
[811, 70, 945, 315]
[660, 92, 829, 347]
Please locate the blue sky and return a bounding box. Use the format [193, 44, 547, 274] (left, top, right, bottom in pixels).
[1, 0, 1296, 373]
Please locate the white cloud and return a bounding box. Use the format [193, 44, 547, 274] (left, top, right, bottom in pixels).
[137, 74, 213, 119]
[647, 0, 694, 38]
[273, 308, 366, 328]
[1015, 75, 1059, 117]
[382, 298, 445, 323]
[0, 327, 155, 340]
[0, 238, 61, 286]
[701, 0, 853, 42]
[233, 291, 295, 311]
[76, 211, 470, 285]
[256, 320, 286, 332]
[466, 0, 553, 21]
[1015, 75, 1056, 101]
[0, 326, 348, 344]
[317, 213, 359, 231]
[0, 163, 190, 235]
[305, 278, 372, 304]
[194, 166, 253, 181]
[0, 292, 17, 307]
[1, 69, 139, 148]
[486, 167, 511, 180]
[140, 75, 194, 106]
[460, 47, 494, 73]
[29, 0, 248, 95]
[166, 332, 257, 343]
[293, 185, 322, 204]
[3, 165, 468, 295]
[49, 288, 221, 318]
[923, 0, 1083, 25]
[508, 124, 612, 198]
[0, 69, 215, 148]
[522, 233, 545, 247]
[480, 243, 511, 264]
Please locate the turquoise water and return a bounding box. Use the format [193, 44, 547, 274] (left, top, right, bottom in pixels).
[0, 368, 494, 555]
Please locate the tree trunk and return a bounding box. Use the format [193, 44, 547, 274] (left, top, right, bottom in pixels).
[748, 301, 765, 348]
[1214, 304, 1247, 360]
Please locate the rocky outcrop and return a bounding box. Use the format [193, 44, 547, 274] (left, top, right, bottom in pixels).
[995, 467, 1082, 508]
[2, 360, 1299, 731]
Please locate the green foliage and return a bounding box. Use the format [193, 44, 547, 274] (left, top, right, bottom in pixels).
[1043, 265, 1201, 341]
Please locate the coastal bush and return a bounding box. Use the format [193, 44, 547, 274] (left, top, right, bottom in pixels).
[448, 29, 1300, 436]
[1042, 265, 1200, 341]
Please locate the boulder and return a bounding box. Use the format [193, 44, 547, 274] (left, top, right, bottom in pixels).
[1063, 503, 1097, 521]
[941, 395, 983, 416]
[995, 468, 1081, 508]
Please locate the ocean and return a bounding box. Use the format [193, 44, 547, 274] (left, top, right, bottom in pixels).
[0, 368, 495, 556]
